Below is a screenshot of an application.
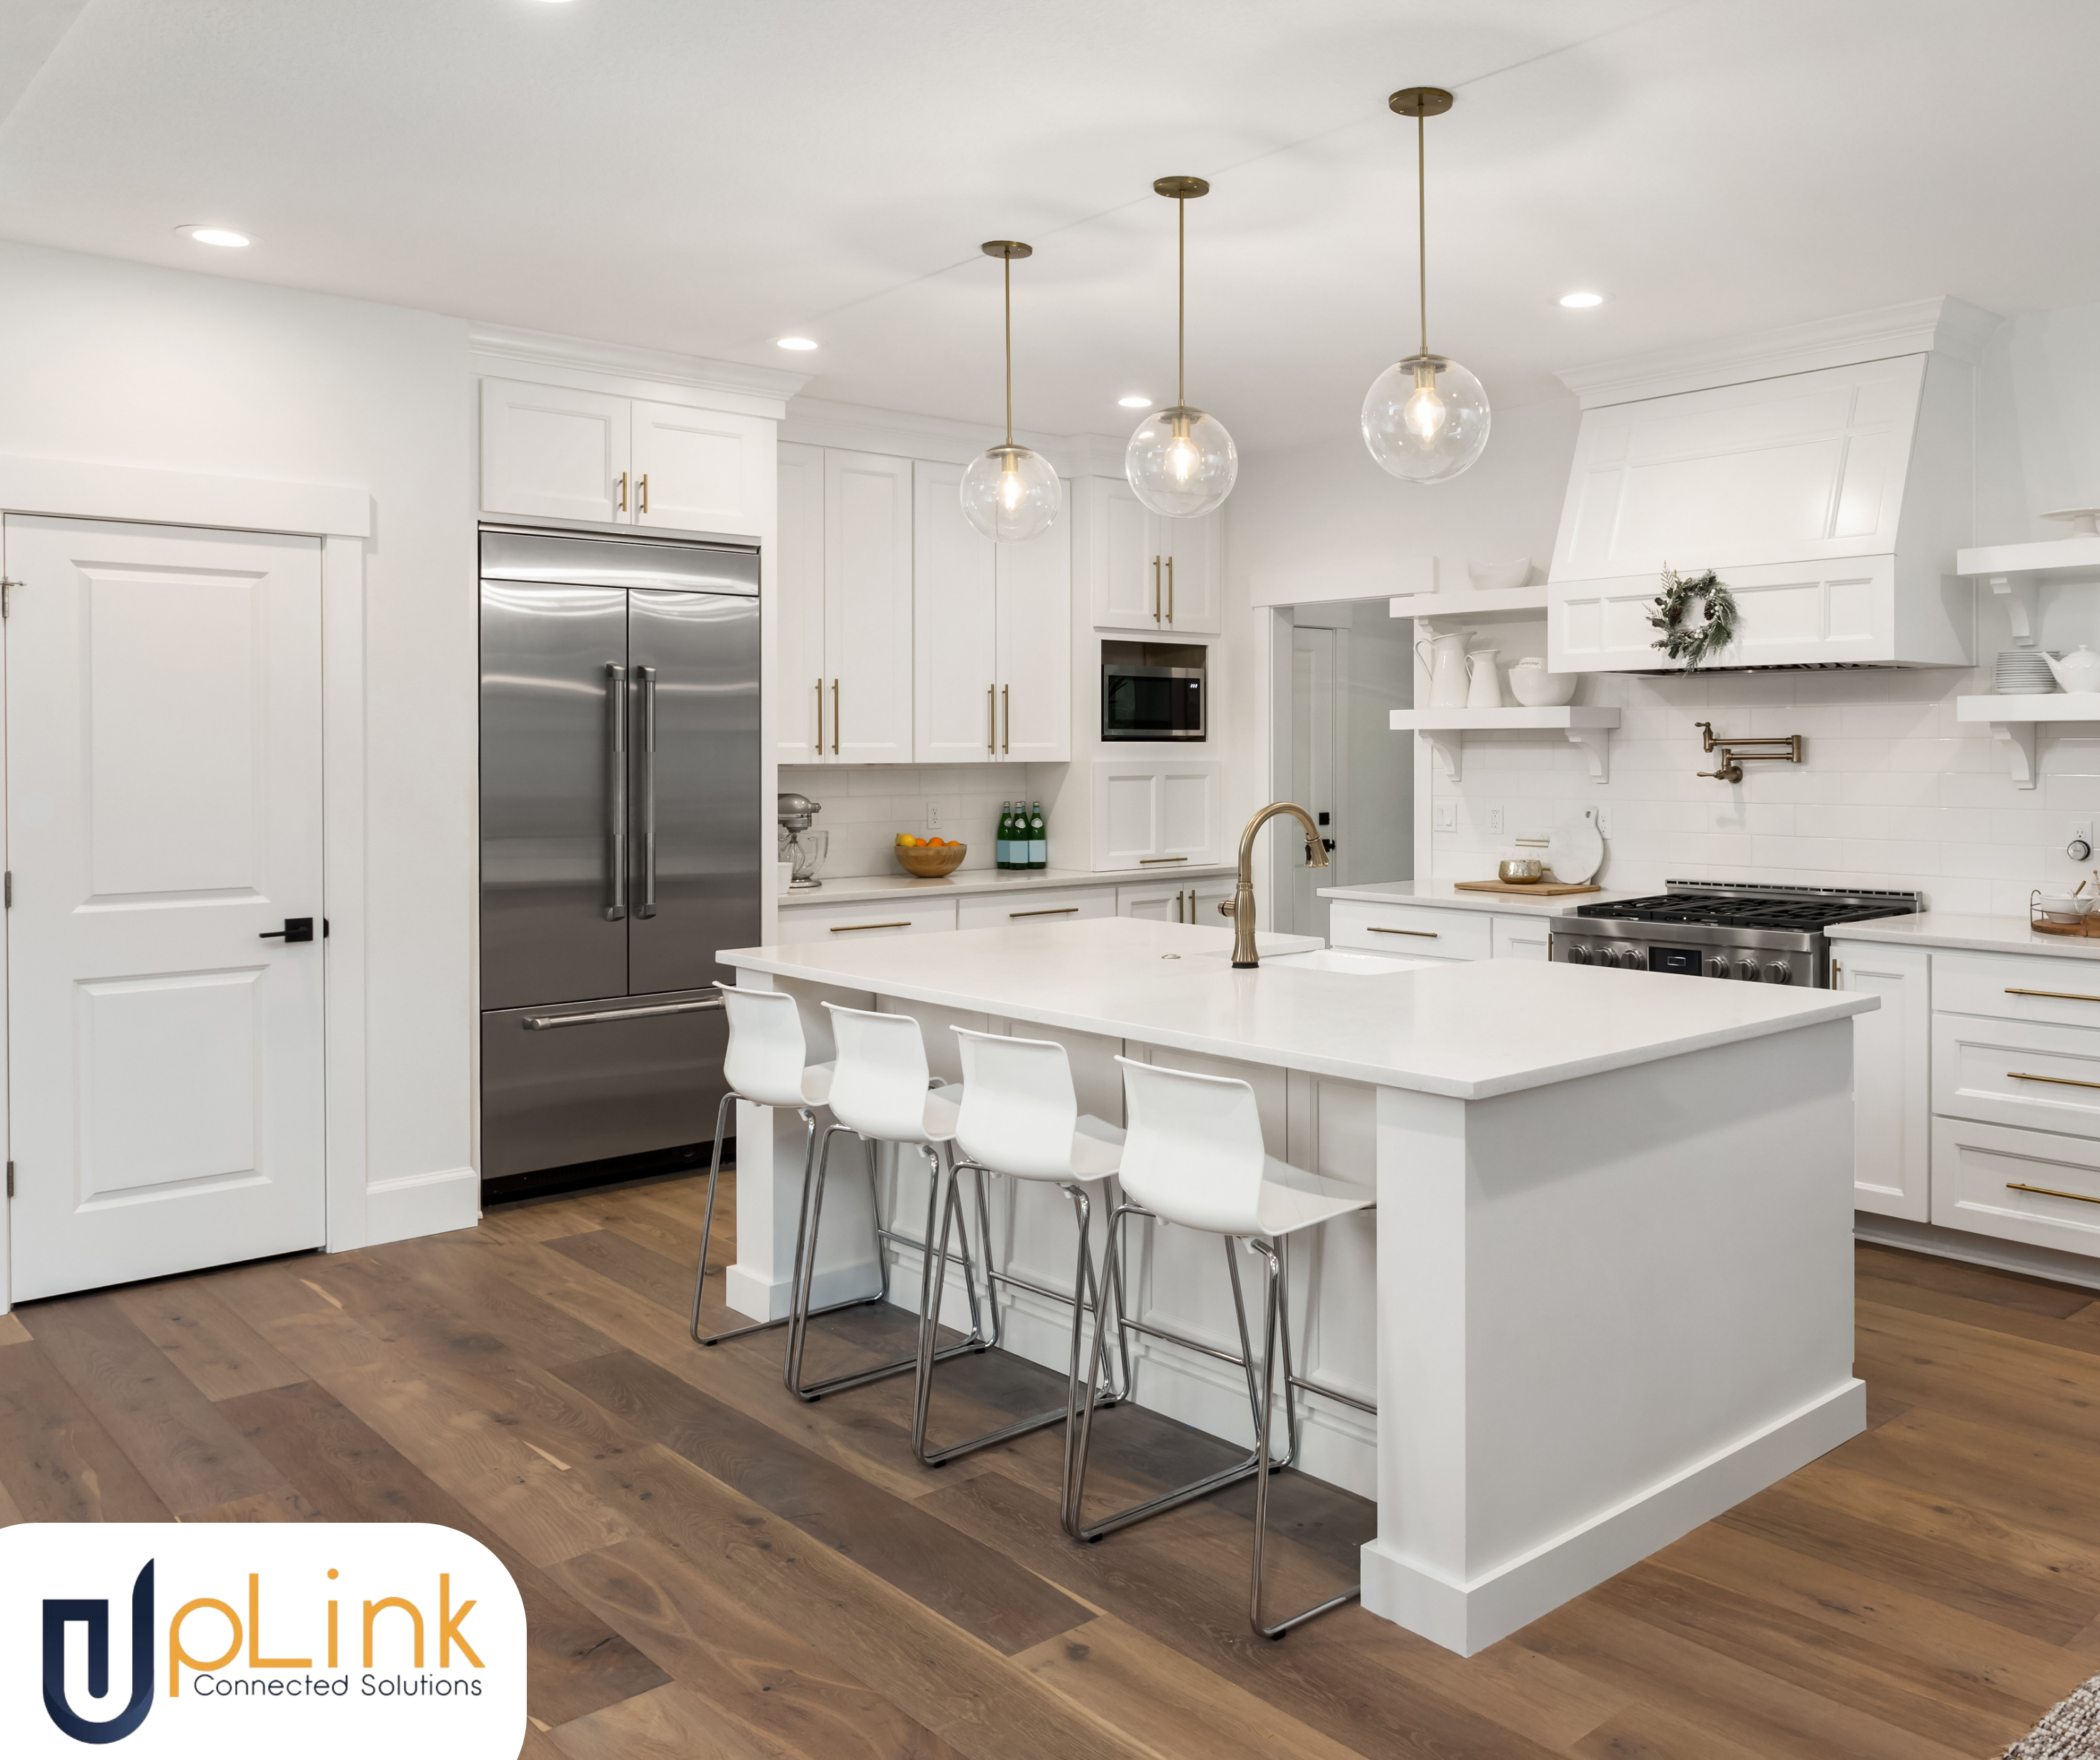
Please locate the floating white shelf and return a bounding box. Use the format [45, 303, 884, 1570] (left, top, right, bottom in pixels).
[1390, 706, 1620, 784]
[1956, 541, 2100, 649]
[1954, 692, 2100, 790]
[1389, 585, 1548, 623]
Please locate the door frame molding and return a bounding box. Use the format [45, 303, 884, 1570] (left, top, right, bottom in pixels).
[0, 457, 372, 1313]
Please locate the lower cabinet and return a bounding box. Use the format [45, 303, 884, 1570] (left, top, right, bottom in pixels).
[1931, 1115, 2100, 1256]
[778, 898, 958, 940]
[1831, 938, 1931, 1222]
[959, 887, 1116, 931]
[1117, 877, 1234, 925]
[1329, 900, 1492, 962]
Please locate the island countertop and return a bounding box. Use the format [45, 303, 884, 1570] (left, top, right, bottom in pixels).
[719, 915, 1876, 1100]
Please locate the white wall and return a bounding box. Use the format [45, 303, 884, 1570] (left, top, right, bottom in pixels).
[0, 242, 475, 1223]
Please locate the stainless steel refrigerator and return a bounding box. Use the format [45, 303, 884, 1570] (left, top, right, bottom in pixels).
[479, 527, 761, 1197]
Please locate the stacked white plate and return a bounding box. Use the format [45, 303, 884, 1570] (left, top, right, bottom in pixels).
[1996, 650, 2059, 694]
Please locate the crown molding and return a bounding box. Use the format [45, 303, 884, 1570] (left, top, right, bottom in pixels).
[781, 394, 1125, 477]
[468, 322, 811, 415]
[1554, 295, 2006, 408]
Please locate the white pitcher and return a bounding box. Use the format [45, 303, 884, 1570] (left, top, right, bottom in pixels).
[1415, 628, 1472, 708]
[1465, 648, 1503, 708]
[2045, 645, 2100, 693]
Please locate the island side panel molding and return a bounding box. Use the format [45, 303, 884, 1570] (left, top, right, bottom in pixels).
[1364, 1023, 1865, 1656]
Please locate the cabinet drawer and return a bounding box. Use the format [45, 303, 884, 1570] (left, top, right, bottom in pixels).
[1933, 950, 2100, 1030]
[777, 898, 958, 940]
[1329, 900, 1492, 960]
[1932, 1013, 2100, 1138]
[1492, 915, 1554, 961]
[958, 887, 1116, 930]
[1931, 1115, 2100, 1260]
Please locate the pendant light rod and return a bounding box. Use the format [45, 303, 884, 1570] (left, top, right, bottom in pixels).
[1387, 87, 1452, 359]
[1151, 177, 1209, 408]
[981, 240, 1033, 446]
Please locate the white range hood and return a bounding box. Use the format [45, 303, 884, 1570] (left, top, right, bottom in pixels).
[1545, 297, 2001, 672]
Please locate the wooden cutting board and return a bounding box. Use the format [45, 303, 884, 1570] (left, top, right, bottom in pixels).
[1451, 878, 1603, 897]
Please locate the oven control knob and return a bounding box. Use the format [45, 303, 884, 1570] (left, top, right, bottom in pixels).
[1737, 958, 1761, 981]
[1765, 962, 1793, 985]
[1707, 955, 1731, 978]
[1622, 947, 1647, 970]
[1595, 947, 1617, 968]
[1567, 944, 1591, 965]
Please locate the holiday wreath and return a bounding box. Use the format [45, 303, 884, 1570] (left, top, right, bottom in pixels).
[1647, 566, 1739, 672]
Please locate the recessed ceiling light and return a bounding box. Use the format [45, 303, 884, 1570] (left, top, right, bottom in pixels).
[1118, 394, 1152, 408]
[776, 336, 818, 351]
[1558, 291, 1603, 308]
[179, 226, 251, 248]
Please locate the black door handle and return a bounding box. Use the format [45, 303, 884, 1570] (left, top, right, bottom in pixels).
[259, 918, 314, 943]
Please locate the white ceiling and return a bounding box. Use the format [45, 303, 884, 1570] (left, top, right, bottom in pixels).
[5, 0, 2099, 450]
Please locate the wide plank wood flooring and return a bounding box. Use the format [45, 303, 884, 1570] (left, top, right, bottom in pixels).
[7, 1176, 2100, 1759]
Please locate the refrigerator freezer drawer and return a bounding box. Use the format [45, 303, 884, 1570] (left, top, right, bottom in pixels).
[481, 987, 728, 1180]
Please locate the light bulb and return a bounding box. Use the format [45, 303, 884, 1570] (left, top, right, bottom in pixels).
[1001, 463, 1023, 510]
[1126, 405, 1237, 518]
[1404, 382, 1447, 441]
[1362, 354, 1490, 484]
[961, 443, 1061, 542]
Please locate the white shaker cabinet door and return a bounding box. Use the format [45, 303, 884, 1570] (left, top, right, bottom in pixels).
[1091, 759, 1220, 869]
[1087, 476, 1162, 630]
[1831, 938, 1929, 1222]
[996, 504, 1072, 762]
[912, 459, 998, 764]
[632, 399, 773, 538]
[480, 377, 632, 523]
[823, 449, 915, 764]
[1159, 508, 1220, 635]
[776, 442, 828, 764]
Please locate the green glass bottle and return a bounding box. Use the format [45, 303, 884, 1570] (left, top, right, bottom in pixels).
[1028, 800, 1048, 870]
[996, 801, 1014, 870]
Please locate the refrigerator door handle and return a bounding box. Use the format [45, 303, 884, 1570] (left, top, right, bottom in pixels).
[637, 665, 658, 918]
[521, 992, 724, 1030]
[605, 661, 628, 920]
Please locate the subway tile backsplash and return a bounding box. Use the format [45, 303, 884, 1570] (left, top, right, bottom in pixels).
[778, 763, 1066, 879]
[1431, 657, 2100, 915]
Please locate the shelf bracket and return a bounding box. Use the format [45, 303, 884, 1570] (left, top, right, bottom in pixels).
[1565, 727, 1611, 784]
[1990, 719, 2039, 790]
[1426, 730, 1463, 782]
[1991, 575, 2038, 648]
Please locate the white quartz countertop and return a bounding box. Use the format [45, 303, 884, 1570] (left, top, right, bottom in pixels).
[720, 916, 1875, 1100]
[782, 862, 1234, 908]
[1828, 911, 2100, 961]
[1315, 877, 1656, 919]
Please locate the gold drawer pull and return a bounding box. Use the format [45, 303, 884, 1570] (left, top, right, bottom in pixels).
[829, 921, 910, 933]
[2006, 988, 2100, 1003]
[2007, 1181, 2100, 1207]
[1139, 856, 1187, 865]
[1011, 906, 1079, 918]
[2007, 1070, 2100, 1092]
[1367, 926, 1439, 939]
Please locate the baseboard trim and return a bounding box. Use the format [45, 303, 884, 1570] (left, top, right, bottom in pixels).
[1853, 1212, 2100, 1292]
[360, 1165, 479, 1249]
[1361, 1378, 1866, 1656]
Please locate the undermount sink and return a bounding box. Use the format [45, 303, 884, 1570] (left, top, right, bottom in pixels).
[1258, 948, 1436, 975]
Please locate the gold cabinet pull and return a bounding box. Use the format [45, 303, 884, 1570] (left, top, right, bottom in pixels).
[1175, 889, 1185, 923]
[830, 920, 909, 933]
[987, 683, 995, 755]
[1367, 925, 1439, 938]
[816, 677, 825, 753]
[1152, 555, 1162, 624]
[638, 472, 650, 513]
[2006, 988, 2100, 1003]
[617, 471, 628, 512]
[2007, 1181, 2100, 1207]
[831, 679, 840, 755]
[1003, 684, 1011, 754]
[1167, 554, 1175, 624]
[1139, 855, 1187, 865]
[2007, 1070, 2100, 1092]
[1010, 906, 1078, 918]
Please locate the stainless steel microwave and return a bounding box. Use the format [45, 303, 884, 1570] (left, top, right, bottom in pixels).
[1101, 641, 1207, 742]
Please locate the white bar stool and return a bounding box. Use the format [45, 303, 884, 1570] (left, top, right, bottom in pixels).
[784, 1003, 991, 1402]
[1069, 1054, 1377, 1641]
[911, 1027, 1131, 1480]
[688, 983, 868, 1347]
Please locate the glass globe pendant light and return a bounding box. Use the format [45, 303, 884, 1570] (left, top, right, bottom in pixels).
[1362, 87, 1490, 484]
[1125, 176, 1237, 519]
[960, 241, 1061, 543]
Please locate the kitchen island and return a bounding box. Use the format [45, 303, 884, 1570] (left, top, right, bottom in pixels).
[718, 915, 1876, 1654]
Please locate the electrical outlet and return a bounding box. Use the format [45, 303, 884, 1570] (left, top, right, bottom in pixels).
[1595, 806, 1613, 838]
[925, 800, 941, 831]
[1432, 800, 1456, 832]
[1487, 805, 1505, 835]
[2071, 820, 2093, 858]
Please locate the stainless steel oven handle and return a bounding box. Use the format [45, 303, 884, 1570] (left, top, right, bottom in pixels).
[522, 994, 723, 1030]
[605, 662, 628, 921]
[637, 665, 658, 918]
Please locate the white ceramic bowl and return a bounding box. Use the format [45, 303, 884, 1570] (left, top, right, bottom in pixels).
[2039, 893, 2093, 923]
[1467, 557, 1532, 592]
[1507, 662, 1578, 707]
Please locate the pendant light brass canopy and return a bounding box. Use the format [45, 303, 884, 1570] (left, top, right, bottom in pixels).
[1125, 176, 1238, 519]
[1362, 86, 1490, 484]
[961, 240, 1061, 542]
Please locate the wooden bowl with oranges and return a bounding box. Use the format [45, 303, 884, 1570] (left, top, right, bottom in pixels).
[894, 835, 966, 878]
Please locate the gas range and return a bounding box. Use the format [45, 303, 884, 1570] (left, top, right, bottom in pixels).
[1552, 880, 1923, 988]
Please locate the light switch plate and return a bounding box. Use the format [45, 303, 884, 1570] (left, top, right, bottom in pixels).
[1432, 800, 1456, 832]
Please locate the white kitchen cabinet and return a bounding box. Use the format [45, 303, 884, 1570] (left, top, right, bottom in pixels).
[1831, 938, 1930, 1223]
[1491, 915, 1553, 961]
[789, 448, 912, 765]
[1118, 877, 1232, 925]
[956, 886, 1116, 931]
[481, 378, 771, 537]
[911, 460, 1071, 764]
[1084, 476, 1219, 635]
[783, 897, 959, 938]
[1091, 758, 1220, 870]
[776, 442, 828, 763]
[1930, 1115, 2100, 1259]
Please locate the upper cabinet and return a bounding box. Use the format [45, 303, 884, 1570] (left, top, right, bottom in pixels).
[912, 461, 1072, 765]
[481, 377, 773, 539]
[1084, 476, 1219, 635]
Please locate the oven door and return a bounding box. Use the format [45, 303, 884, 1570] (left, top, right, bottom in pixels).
[1102, 665, 1205, 741]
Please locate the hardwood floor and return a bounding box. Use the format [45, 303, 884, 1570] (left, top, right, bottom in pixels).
[6, 1179, 2099, 1759]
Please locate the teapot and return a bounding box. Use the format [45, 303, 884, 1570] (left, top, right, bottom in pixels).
[2046, 645, 2100, 694]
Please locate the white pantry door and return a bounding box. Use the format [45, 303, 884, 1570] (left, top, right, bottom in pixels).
[6, 516, 327, 1301]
